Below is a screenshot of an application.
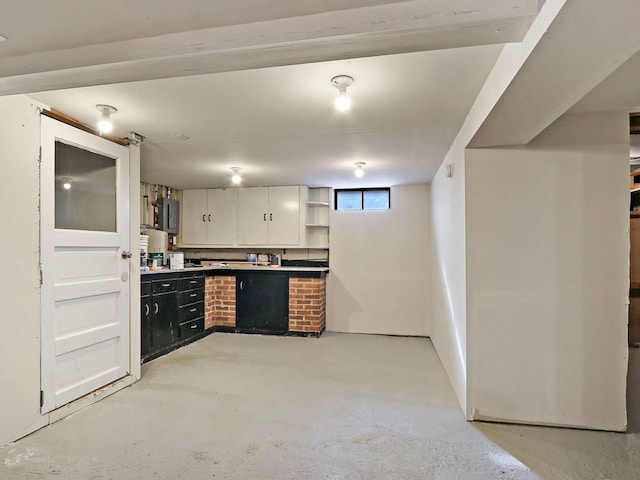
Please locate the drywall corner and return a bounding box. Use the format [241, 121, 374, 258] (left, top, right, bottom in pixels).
[0, 95, 49, 445]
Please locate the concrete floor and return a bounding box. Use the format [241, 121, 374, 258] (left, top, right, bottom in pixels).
[1, 332, 639, 479]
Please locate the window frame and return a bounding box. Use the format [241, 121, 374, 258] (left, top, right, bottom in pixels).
[334, 187, 391, 210]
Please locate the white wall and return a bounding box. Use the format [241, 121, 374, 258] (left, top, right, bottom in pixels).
[429, 0, 565, 417]
[465, 111, 629, 430]
[0, 95, 49, 445]
[326, 184, 430, 336]
[430, 154, 469, 413]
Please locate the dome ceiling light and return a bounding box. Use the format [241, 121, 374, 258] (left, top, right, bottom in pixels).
[231, 167, 242, 185]
[331, 75, 354, 112]
[96, 104, 117, 134]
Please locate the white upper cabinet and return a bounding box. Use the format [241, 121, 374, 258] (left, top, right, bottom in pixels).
[266, 186, 301, 245]
[181, 188, 235, 246]
[238, 186, 300, 246]
[181, 189, 208, 245]
[207, 189, 235, 245]
[237, 187, 269, 245]
[181, 185, 320, 248]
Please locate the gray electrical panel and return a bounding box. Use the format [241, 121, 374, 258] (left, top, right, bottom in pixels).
[158, 198, 179, 234]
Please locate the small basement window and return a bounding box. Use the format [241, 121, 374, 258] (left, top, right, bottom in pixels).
[335, 188, 390, 210]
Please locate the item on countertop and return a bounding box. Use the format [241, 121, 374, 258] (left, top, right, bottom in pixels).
[148, 252, 164, 266]
[246, 253, 257, 263]
[168, 252, 184, 270]
[143, 229, 169, 265]
[269, 253, 281, 267]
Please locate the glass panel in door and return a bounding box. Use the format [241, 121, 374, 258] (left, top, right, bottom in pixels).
[54, 141, 117, 232]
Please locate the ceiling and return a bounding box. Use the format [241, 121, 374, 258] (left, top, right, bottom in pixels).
[2, 1, 545, 189]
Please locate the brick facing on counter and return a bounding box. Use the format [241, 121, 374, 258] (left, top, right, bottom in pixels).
[205, 276, 236, 329]
[288, 277, 326, 333]
[205, 274, 326, 335]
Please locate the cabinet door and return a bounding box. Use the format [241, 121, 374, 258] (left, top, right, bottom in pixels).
[141, 291, 153, 356]
[207, 188, 235, 245]
[153, 292, 178, 348]
[268, 186, 300, 245]
[238, 187, 269, 245]
[236, 273, 289, 333]
[181, 189, 208, 245]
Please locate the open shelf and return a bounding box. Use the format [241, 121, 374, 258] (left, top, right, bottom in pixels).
[304, 187, 330, 249]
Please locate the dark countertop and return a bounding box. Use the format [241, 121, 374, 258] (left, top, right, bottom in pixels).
[141, 264, 329, 276]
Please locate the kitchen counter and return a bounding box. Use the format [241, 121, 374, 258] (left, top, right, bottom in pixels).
[141, 264, 329, 275]
[141, 263, 328, 343]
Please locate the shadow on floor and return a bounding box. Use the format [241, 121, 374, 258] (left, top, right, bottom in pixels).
[472, 348, 640, 480]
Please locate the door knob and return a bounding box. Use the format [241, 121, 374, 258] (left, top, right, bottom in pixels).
[121, 251, 133, 259]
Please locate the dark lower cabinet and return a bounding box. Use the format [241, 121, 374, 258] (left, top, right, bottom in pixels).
[153, 288, 178, 347]
[236, 272, 289, 334]
[141, 281, 153, 356]
[141, 272, 205, 362]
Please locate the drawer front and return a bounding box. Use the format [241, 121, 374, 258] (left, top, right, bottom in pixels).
[179, 317, 205, 339]
[141, 281, 151, 296]
[152, 279, 178, 294]
[179, 276, 204, 291]
[178, 289, 204, 306]
[178, 301, 204, 323]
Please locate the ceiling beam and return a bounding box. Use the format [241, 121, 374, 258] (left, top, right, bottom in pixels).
[469, 0, 640, 148]
[0, 0, 540, 96]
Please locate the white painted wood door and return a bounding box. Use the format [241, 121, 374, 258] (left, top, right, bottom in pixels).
[40, 116, 131, 413]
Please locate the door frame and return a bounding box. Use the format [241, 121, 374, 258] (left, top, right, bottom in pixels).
[39, 115, 142, 418]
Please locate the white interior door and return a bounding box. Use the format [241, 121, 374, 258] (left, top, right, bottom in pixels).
[40, 116, 131, 413]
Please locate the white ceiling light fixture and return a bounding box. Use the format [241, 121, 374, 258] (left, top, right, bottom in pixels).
[231, 167, 242, 185]
[62, 177, 72, 190]
[354, 162, 366, 178]
[171, 133, 191, 141]
[96, 104, 117, 134]
[331, 75, 354, 112]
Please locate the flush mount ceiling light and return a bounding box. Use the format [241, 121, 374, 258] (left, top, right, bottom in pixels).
[354, 162, 366, 178]
[61, 177, 72, 190]
[331, 75, 354, 112]
[171, 133, 190, 141]
[96, 104, 117, 134]
[231, 167, 242, 185]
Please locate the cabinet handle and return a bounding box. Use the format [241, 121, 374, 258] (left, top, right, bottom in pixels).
[270, 213, 273, 222]
[202, 214, 206, 222]
[208, 214, 211, 222]
[190, 293, 197, 298]
[191, 324, 198, 329]
[190, 308, 197, 313]
[145, 304, 149, 316]
[263, 213, 267, 221]
[154, 303, 159, 314]
[162, 283, 171, 287]
[190, 280, 197, 284]
[240, 280, 244, 290]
